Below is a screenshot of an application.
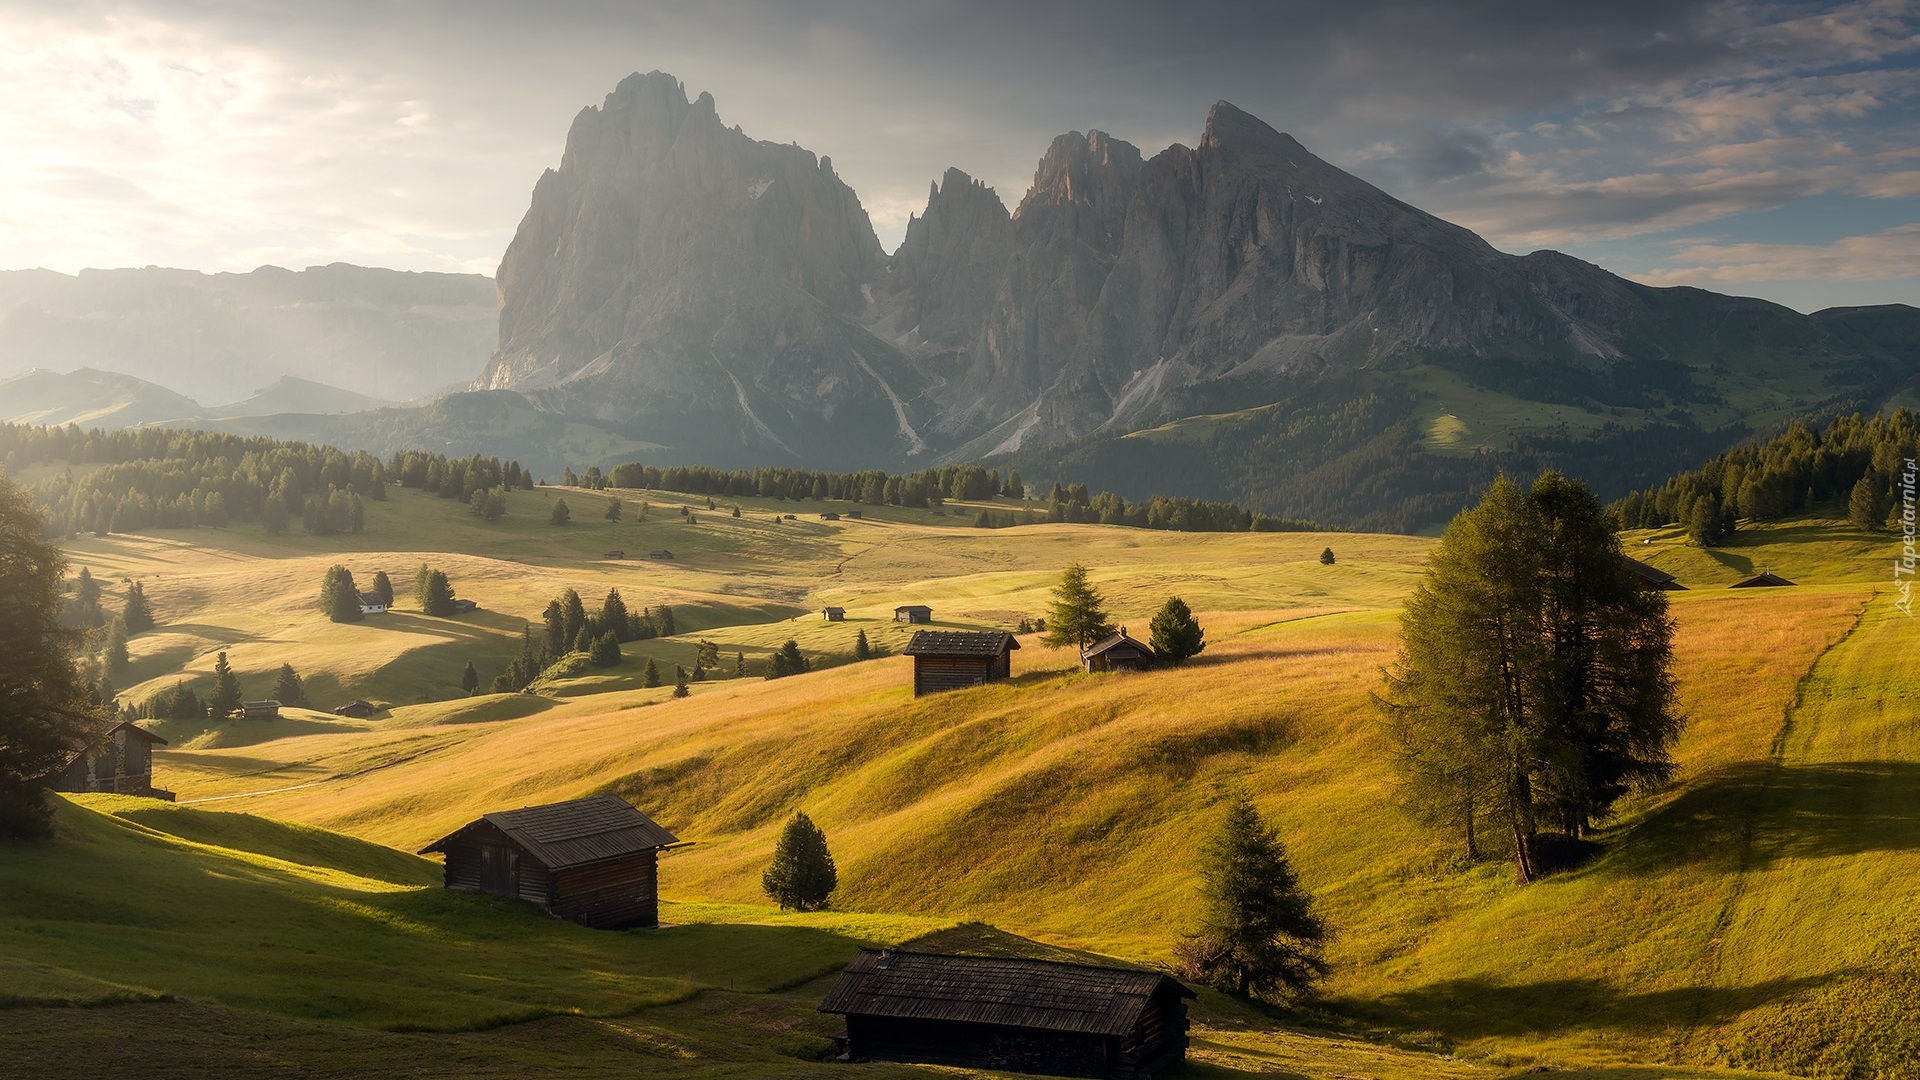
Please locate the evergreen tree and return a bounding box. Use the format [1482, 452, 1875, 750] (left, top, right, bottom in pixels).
[0, 473, 101, 838]
[1041, 563, 1116, 650]
[1177, 797, 1326, 1002]
[123, 581, 155, 634]
[765, 640, 809, 679]
[653, 605, 676, 637]
[561, 589, 588, 645]
[420, 570, 456, 616]
[97, 675, 117, 710]
[163, 681, 206, 721]
[600, 589, 630, 642]
[642, 658, 662, 688]
[73, 567, 103, 626]
[1687, 493, 1727, 547]
[605, 499, 622, 522]
[1005, 468, 1023, 499]
[209, 651, 243, 719]
[695, 640, 721, 671]
[263, 497, 289, 536]
[543, 599, 568, 657]
[572, 626, 593, 655]
[672, 669, 690, 698]
[1320, 547, 1336, 565]
[734, 651, 747, 677]
[761, 811, 838, 911]
[1849, 474, 1886, 530]
[320, 566, 363, 623]
[1148, 596, 1206, 666]
[371, 570, 394, 609]
[589, 632, 622, 668]
[414, 563, 432, 609]
[103, 617, 129, 673]
[550, 498, 571, 525]
[461, 661, 481, 696]
[853, 629, 872, 661]
[273, 663, 309, 707]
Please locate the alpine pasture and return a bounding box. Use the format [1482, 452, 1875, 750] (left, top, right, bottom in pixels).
[8, 481, 1912, 1079]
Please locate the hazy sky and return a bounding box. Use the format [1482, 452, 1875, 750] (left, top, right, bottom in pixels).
[2, 0, 1916, 312]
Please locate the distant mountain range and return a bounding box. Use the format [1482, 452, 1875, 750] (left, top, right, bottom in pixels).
[0, 369, 396, 429]
[8, 73, 1919, 527]
[0, 263, 495, 403]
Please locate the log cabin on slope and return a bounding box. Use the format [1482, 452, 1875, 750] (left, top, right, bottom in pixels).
[420, 795, 680, 929]
[49, 721, 173, 800]
[903, 630, 1018, 696]
[819, 949, 1193, 1078]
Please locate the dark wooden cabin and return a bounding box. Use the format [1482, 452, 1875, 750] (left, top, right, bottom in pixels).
[334, 699, 379, 718]
[241, 700, 282, 721]
[819, 950, 1194, 1078]
[903, 630, 1018, 696]
[821, 512, 841, 521]
[650, 549, 675, 560]
[602, 550, 626, 560]
[1731, 571, 1796, 588]
[846, 509, 863, 519]
[1081, 628, 1156, 673]
[1620, 556, 1686, 591]
[822, 606, 847, 621]
[50, 722, 173, 800]
[420, 794, 680, 929]
[894, 605, 933, 624]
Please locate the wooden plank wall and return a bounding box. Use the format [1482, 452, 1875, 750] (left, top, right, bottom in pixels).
[551, 852, 659, 929]
[913, 656, 994, 696]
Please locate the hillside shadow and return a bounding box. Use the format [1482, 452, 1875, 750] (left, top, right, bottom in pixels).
[1608, 760, 1920, 877]
[1705, 549, 1756, 576]
[1343, 972, 1837, 1041]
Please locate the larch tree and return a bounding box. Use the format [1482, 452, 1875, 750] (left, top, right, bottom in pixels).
[762, 811, 838, 911]
[1042, 563, 1116, 650]
[1148, 596, 1206, 666]
[0, 473, 102, 838]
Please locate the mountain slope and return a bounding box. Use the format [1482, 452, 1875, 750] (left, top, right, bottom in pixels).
[0, 368, 204, 428]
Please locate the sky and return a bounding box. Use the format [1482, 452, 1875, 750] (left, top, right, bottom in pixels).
[1, 0, 1916, 313]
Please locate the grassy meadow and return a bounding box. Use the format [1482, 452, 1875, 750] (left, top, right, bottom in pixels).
[11, 482, 1914, 1078]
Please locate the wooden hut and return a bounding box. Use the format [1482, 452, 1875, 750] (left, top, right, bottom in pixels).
[1731, 571, 1796, 588]
[333, 699, 379, 719]
[241, 700, 281, 721]
[650, 549, 675, 560]
[822, 606, 847, 621]
[420, 794, 680, 930]
[846, 509, 863, 519]
[894, 605, 933, 624]
[821, 512, 841, 521]
[1081, 628, 1155, 673]
[903, 630, 1018, 696]
[1620, 556, 1686, 591]
[819, 949, 1193, 1078]
[450, 598, 479, 613]
[49, 722, 173, 800]
[602, 550, 626, 560]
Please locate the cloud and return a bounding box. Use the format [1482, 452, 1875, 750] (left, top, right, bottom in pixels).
[1633, 224, 1920, 284]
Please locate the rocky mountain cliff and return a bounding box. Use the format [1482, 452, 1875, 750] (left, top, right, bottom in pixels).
[0, 264, 494, 403]
[479, 73, 1918, 519]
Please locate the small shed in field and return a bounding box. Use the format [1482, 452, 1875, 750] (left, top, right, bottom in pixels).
[241, 700, 281, 721]
[819, 949, 1193, 1078]
[420, 794, 680, 930]
[903, 630, 1018, 696]
[1730, 571, 1796, 588]
[450, 598, 478, 613]
[49, 722, 173, 800]
[846, 509, 863, 519]
[333, 699, 379, 719]
[603, 550, 626, 560]
[650, 549, 675, 560]
[895, 605, 933, 624]
[1081, 628, 1155, 673]
[821, 512, 841, 521]
[1620, 556, 1686, 591]
[822, 606, 846, 621]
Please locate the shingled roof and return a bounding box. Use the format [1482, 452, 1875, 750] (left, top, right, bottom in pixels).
[1620, 556, 1685, 590]
[1081, 627, 1154, 660]
[819, 950, 1191, 1036]
[420, 794, 678, 870]
[902, 630, 1020, 657]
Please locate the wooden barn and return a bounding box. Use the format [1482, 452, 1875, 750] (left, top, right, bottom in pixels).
[420, 794, 680, 930]
[903, 630, 1018, 696]
[1731, 571, 1796, 588]
[822, 606, 846, 621]
[450, 598, 479, 613]
[241, 700, 281, 721]
[49, 722, 173, 800]
[846, 509, 863, 519]
[1081, 628, 1155, 673]
[333, 699, 378, 718]
[895, 605, 933, 624]
[602, 550, 626, 560]
[1620, 556, 1686, 590]
[821, 512, 841, 521]
[650, 549, 675, 560]
[819, 950, 1193, 1078]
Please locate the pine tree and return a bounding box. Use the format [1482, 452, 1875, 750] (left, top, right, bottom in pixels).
[1042, 563, 1116, 650]
[605, 499, 622, 522]
[414, 563, 432, 609]
[734, 651, 748, 677]
[765, 640, 809, 679]
[543, 599, 568, 657]
[561, 589, 588, 645]
[273, 663, 309, 707]
[1177, 798, 1326, 1002]
[653, 605, 676, 637]
[1849, 474, 1886, 530]
[600, 589, 630, 642]
[589, 632, 622, 668]
[853, 629, 872, 661]
[371, 570, 395, 608]
[0, 473, 100, 838]
[1149, 596, 1206, 666]
[672, 669, 690, 698]
[550, 498, 571, 525]
[421, 570, 456, 616]
[642, 658, 662, 688]
[572, 626, 593, 655]
[320, 566, 363, 623]
[103, 617, 129, 673]
[209, 651, 243, 719]
[1320, 547, 1336, 565]
[761, 811, 838, 911]
[123, 581, 155, 634]
[461, 661, 481, 696]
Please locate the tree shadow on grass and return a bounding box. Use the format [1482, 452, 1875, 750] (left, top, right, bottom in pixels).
[1604, 760, 1920, 879]
[1704, 549, 1756, 576]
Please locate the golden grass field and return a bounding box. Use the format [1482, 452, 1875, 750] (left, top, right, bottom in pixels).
[9, 484, 1914, 1079]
